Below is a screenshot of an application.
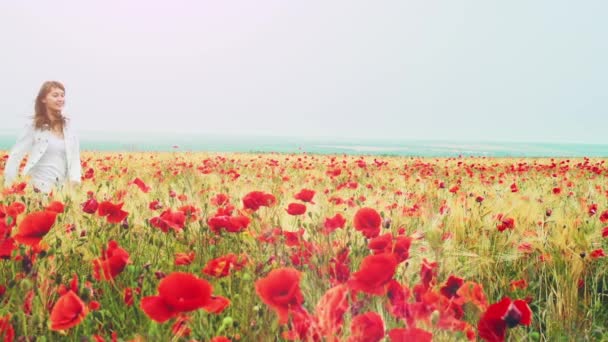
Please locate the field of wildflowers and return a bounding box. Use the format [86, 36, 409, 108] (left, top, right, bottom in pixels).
[1, 151, 607, 341]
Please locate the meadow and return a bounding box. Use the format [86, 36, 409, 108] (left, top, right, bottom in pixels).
[1, 151, 607, 341]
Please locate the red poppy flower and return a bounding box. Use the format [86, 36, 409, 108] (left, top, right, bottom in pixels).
[130, 177, 151, 193]
[141, 272, 213, 323]
[600, 210, 608, 223]
[323, 213, 346, 234]
[588, 203, 598, 216]
[81, 198, 99, 214]
[602, 226, 608, 238]
[150, 208, 186, 232]
[454, 281, 489, 312]
[210, 337, 231, 342]
[148, 200, 163, 210]
[354, 207, 382, 239]
[286, 203, 307, 216]
[175, 252, 195, 266]
[440, 275, 464, 299]
[315, 284, 349, 337]
[0, 235, 15, 259]
[420, 258, 438, 289]
[497, 217, 515, 232]
[0, 314, 14, 342]
[510, 279, 528, 291]
[3, 182, 26, 195]
[590, 249, 605, 258]
[97, 201, 129, 224]
[368, 233, 393, 255]
[14, 210, 57, 246]
[255, 267, 304, 324]
[203, 295, 231, 314]
[207, 215, 251, 234]
[1, 202, 25, 228]
[477, 297, 532, 342]
[242, 191, 276, 211]
[202, 253, 247, 278]
[211, 193, 230, 207]
[45, 201, 65, 213]
[49, 290, 88, 331]
[348, 312, 385, 342]
[348, 253, 397, 295]
[387, 328, 432, 342]
[92, 240, 130, 281]
[178, 205, 200, 221]
[294, 189, 316, 204]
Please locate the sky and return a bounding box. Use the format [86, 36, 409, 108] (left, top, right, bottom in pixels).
[0, 1, 606, 143]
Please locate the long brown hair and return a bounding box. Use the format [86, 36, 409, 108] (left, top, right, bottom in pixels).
[32, 81, 68, 131]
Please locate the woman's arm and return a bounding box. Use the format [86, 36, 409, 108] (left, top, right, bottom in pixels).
[3, 124, 34, 187]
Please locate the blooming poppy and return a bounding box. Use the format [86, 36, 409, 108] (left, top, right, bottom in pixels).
[141, 272, 213, 323]
[174, 252, 195, 266]
[14, 210, 57, 246]
[590, 249, 605, 258]
[387, 328, 432, 342]
[348, 312, 384, 342]
[49, 290, 88, 331]
[0, 314, 14, 342]
[294, 189, 316, 204]
[315, 284, 349, 338]
[353, 207, 382, 239]
[130, 177, 151, 193]
[255, 267, 303, 324]
[150, 208, 186, 232]
[45, 201, 65, 213]
[323, 213, 346, 234]
[97, 201, 129, 224]
[286, 203, 307, 216]
[202, 253, 248, 278]
[348, 253, 397, 295]
[440, 275, 464, 299]
[600, 210, 608, 223]
[207, 215, 251, 234]
[202, 295, 231, 314]
[93, 240, 130, 281]
[242, 191, 276, 211]
[477, 297, 532, 342]
[81, 198, 99, 214]
[211, 193, 230, 207]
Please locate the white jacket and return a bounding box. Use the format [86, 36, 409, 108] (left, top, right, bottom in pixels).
[3, 121, 82, 188]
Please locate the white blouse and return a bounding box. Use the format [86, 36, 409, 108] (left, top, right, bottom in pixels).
[27, 133, 68, 193]
[3, 121, 82, 193]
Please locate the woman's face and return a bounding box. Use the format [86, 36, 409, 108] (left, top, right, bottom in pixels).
[42, 87, 65, 114]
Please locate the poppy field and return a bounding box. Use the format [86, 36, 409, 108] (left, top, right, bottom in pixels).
[1, 151, 608, 341]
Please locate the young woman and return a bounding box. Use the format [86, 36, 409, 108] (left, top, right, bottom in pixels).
[3, 81, 82, 194]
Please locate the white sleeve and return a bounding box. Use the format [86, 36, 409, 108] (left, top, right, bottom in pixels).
[69, 135, 82, 183]
[3, 124, 34, 187]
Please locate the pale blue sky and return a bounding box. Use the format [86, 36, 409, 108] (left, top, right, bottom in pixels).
[0, 1, 606, 143]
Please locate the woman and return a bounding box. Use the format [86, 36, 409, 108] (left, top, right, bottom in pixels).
[3, 81, 82, 194]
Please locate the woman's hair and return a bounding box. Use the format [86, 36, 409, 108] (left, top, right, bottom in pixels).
[32, 80, 68, 131]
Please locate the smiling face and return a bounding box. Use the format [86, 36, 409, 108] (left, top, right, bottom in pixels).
[42, 87, 65, 116]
